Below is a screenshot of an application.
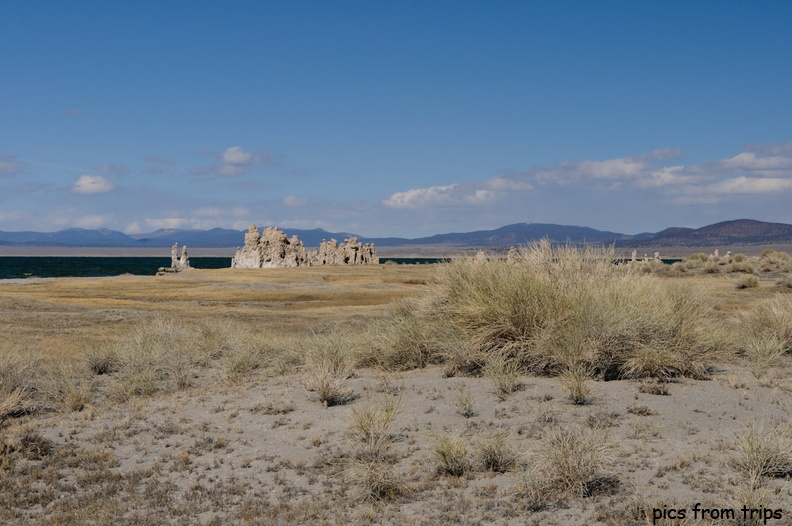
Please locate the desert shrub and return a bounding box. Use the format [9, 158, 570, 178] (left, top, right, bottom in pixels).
[743, 334, 785, 378]
[191, 318, 251, 365]
[347, 396, 400, 461]
[737, 295, 792, 354]
[703, 261, 721, 273]
[733, 253, 748, 262]
[733, 422, 792, 479]
[727, 260, 755, 274]
[111, 317, 194, 399]
[736, 275, 759, 289]
[431, 433, 469, 476]
[483, 353, 523, 399]
[42, 361, 92, 411]
[346, 460, 407, 501]
[84, 343, 121, 375]
[775, 276, 792, 289]
[529, 424, 616, 498]
[559, 362, 594, 404]
[301, 331, 356, 406]
[686, 252, 709, 262]
[453, 383, 476, 418]
[0, 350, 46, 418]
[423, 241, 719, 380]
[473, 431, 516, 472]
[359, 299, 466, 371]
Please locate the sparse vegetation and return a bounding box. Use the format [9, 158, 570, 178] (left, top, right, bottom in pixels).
[733, 422, 792, 479]
[2, 254, 792, 524]
[431, 433, 469, 476]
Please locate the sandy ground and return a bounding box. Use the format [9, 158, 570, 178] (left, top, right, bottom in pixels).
[2, 266, 792, 525]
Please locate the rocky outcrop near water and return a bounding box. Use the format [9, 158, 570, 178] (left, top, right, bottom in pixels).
[231, 225, 378, 268]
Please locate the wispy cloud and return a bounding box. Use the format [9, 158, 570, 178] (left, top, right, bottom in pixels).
[145, 217, 188, 229]
[95, 164, 129, 176]
[382, 143, 792, 216]
[188, 146, 270, 177]
[142, 156, 176, 174]
[0, 155, 27, 177]
[71, 175, 116, 194]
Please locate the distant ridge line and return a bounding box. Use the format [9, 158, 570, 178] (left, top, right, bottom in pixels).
[1, 219, 791, 248]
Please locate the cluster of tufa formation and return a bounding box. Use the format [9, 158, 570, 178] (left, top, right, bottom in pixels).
[231, 225, 378, 268]
[157, 243, 193, 275]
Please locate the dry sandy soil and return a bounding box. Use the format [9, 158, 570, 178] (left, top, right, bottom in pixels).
[2, 265, 792, 525]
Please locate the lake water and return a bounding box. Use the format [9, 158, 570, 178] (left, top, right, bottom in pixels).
[0, 257, 446, 279]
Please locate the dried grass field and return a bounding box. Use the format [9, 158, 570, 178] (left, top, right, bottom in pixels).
[2, 248, 792, 526]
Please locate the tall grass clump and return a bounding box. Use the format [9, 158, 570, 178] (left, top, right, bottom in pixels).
[301, 331, 356, 406]
[360, 299, 467, 371]
[531, 425, 616, 498]
[111, 316, 196, 400]
[424, 240, 719, 380]
[737, 295, 792, 353]
[733, 422, 792, 480]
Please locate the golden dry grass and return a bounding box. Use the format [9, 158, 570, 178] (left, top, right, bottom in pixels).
[0, 265, 431, 358]
[2, 259, 792, 525]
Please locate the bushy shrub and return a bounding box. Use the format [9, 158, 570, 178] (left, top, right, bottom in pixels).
[422, 241, 719, 380]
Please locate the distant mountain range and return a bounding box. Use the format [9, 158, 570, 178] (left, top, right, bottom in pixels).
[1, 219, 792, 248]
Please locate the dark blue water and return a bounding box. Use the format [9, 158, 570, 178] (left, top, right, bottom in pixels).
[0, 257, 232, 279]
[0, 257, 446, 279]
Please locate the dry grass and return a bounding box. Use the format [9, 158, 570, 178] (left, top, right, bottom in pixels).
[347, 396, 400, 461]
[473, 430, 516, 472]
[531, 424, 616, 498]
[733, 422, 792, 480]
[3, 258, 792, 524]
[431, 433, 469, 476]
[559, 362, 594, 405]
[422, 242, 721, 380]
[301, 331, 357, 406]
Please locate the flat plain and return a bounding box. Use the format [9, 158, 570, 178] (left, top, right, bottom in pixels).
[2, 255, 792, 526]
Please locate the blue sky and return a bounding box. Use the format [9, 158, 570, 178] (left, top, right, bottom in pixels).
[2, 1, 792, 237]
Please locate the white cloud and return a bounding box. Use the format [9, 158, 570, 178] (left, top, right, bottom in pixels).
[145, 217, 187, 229]
[218, 146, 267, 176]
[699, 176, 792, 195]
[125, 222, 142, 234]
[383, 184, 458, 209]
[222, 146, 255, 165]
[71, 175, 115, 194]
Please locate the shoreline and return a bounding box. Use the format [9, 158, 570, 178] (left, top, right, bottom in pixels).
[1, 243, 792, 258]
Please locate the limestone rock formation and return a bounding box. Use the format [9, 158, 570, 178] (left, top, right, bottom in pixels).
[231, 225, 378, 268]
[316, 237, 378, 265]
[232, 225, 312, 268]
[157, 243, 192, 275]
